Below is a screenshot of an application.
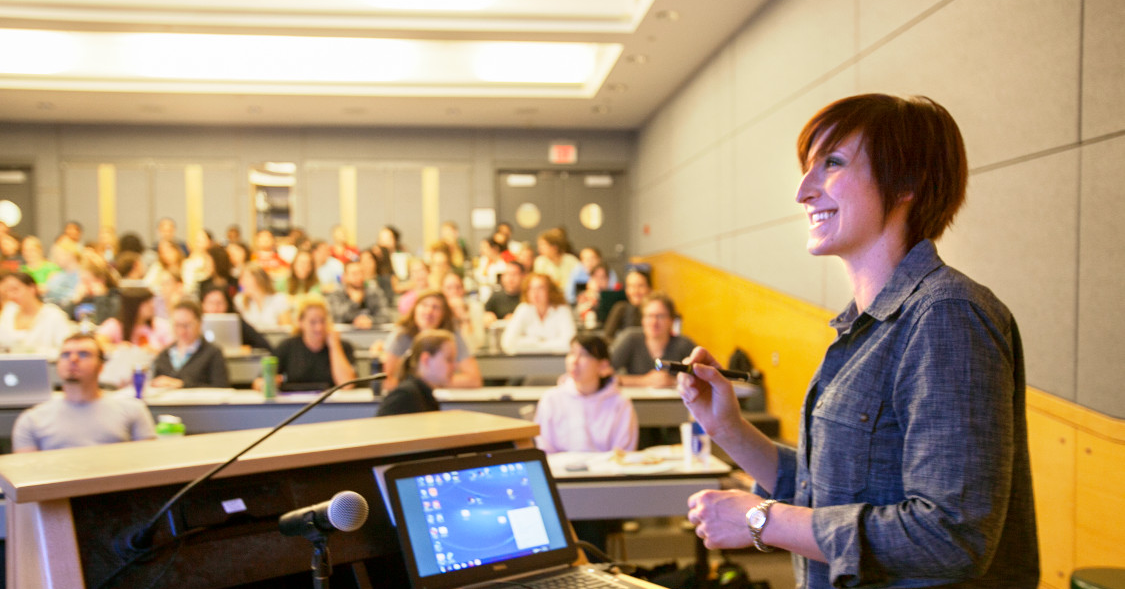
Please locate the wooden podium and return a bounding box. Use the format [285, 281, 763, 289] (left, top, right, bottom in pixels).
[0, 410, 539, 588]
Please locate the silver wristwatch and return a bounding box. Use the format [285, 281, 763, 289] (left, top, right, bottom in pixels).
[745, 499, 777, 552]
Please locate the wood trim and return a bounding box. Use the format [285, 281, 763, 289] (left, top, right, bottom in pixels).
[96, 163, 116, 231]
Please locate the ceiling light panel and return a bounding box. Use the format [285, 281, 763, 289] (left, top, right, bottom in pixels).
[0, 29, 622, 97]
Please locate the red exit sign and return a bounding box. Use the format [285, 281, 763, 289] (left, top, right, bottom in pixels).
[548, 142, 578, 164]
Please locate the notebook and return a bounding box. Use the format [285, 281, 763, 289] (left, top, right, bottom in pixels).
[0, 355, 53, 405]
[380, 447, 647, 589]
[201, 313, 242, 353]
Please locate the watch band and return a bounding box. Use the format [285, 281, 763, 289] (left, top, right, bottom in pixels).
[748, 499, 777, 553]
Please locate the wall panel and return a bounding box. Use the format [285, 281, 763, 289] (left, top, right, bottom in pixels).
[1081, 0, 1125, 139]
[60, 163, 99, 238]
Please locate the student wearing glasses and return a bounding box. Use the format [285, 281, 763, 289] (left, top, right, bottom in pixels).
[12, 333, 156, 452]
[610, 292, 694, 388]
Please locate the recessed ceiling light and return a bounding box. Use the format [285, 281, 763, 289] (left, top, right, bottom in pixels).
[591, 105, 610, 114]
[625, 54, 649, 65]
[655, 9, 681, 21]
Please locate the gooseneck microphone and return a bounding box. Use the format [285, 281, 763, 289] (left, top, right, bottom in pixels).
[110, 373, 387, 567]
[279, 490, 370, 540]
[654, 359, 756, 382]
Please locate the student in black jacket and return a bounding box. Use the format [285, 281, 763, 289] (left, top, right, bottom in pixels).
[152, 299, 230, 389]
[376, 329, 456, 417]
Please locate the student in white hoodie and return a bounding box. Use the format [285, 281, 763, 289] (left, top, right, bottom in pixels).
[534, 334, 637, 454]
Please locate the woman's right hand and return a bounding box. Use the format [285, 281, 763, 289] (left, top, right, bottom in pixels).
[678, 346, 741, 440]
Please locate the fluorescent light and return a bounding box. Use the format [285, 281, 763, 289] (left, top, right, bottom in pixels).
[0, 29, 78, 75]
[474, 42, 596, 84]
[121, 34, 414, 82]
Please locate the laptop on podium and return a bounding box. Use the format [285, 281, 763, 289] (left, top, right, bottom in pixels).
[381, 448, 646, 589]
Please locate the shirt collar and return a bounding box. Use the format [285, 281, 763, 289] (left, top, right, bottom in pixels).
[830, 239, 945, 328]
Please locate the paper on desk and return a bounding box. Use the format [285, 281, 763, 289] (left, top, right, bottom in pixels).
[547, 448, 679, 476]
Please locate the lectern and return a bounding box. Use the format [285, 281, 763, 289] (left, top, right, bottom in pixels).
[0, 410, 539, 588]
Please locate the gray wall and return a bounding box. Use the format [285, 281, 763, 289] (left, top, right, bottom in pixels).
[629, 0, 1125, 418]
[0, 124, 634, 254]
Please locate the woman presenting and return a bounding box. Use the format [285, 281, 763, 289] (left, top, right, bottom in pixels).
[681, 94, 1037, 587]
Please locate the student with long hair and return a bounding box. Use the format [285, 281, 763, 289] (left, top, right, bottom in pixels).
[96, 287, 172, 353]
[500, 272, 576, 354]
[235, 262, 292, 330]
[376, 329, 457, 416]
[254, 295, 354, 391]
[380, 290, 481, 389]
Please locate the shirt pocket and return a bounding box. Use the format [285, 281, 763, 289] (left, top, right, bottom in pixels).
[809, 391, 883, 499]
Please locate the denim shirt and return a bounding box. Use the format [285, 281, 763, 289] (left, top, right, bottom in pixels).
[762, 240, 1039, 588]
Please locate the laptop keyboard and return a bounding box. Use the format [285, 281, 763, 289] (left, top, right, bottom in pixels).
[505, 568, 640, 589]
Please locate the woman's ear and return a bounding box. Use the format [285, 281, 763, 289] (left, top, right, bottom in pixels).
[597, 358, 613, 377]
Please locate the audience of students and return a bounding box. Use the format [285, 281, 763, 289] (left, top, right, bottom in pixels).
[96, 287, 173, 353]
[500, 273, 576, 354]
[199, 286, 274, 354]
[566, 246, 618, 304]
[532, 228, 579, 291]
[20, 236, 58, 286]
[328, 261, 388, 328]
[376, 328, 457, 416]
[483, 260, 524, 327]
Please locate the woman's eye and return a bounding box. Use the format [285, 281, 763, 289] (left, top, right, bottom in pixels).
[825, 156, 844, 168]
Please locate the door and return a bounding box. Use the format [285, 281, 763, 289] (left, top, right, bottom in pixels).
[495, 170, 627, 278]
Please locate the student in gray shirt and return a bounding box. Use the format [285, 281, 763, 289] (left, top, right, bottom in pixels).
[13, 333, 155, 452]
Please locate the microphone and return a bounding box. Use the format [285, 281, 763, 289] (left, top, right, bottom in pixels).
[279, 491, 369, 540]
[654, 359, 756, 382]
[112, 373, 387, 563]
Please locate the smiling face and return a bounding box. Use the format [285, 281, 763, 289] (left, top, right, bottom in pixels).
[796, 131, 903, 263]
[624, 272, 650, 306]
[413, 295, 445, 330]
[526, 275, 551, 310]
[300, 305, 329, 347]
[201, 289, 228, 314]
[641, 299, 673, 341]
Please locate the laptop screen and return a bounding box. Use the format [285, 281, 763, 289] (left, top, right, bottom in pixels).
[381, 448, 576, 589]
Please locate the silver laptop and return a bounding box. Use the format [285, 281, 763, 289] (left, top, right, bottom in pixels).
[202, 313, 242, 353]
[0, 355, 53, 406]
[381, 448, 646, 589]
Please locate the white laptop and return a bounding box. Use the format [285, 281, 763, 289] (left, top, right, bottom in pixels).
[381, 447, 647, 589]
[0, 355, 53, 406]
[202, 313, 242, 353]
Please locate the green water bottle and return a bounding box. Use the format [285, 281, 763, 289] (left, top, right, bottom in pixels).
[155, 414, 185, 438]
[261, 355, 278, 400]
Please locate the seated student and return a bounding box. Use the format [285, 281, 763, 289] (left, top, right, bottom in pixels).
[199, 286, 274, 354]
[381, 290, 482, 390]
[566, 246, 619, 304]
[255, 296, 355, 392]
[534, 334, 638, 454]
[0, 270, 73, 354]
[574, 262, 613, 328]
[610, 292, 695, 388]
[281, 249, 322, 298]
[603, 267, 651, 342]
[235, 262, 292, 331]
[12, 333, 156, 452]
[96, 286, 173, 353]
[483, 259, 525, 327]
[500, 273, 576, 354]
[327, 260, 388, 329]
[152, 299, 230, 389]
[376, 329, 457, 416]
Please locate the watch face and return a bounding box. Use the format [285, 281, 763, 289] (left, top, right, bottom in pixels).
[748, 509, 766, 529]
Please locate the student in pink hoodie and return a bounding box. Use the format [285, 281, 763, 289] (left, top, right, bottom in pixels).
[534, 334, 638, 454]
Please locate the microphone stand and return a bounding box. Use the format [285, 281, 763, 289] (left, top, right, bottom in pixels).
[311, 535, 332, 589]
[105, 373, 386, 587]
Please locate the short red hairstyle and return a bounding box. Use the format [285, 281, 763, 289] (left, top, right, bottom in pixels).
[797, 94, 968, 247]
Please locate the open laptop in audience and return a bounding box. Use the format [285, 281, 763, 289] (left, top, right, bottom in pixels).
[381, 447, 647, 589]
[0, 356, 53, 406]
[202, 313, 242, 354]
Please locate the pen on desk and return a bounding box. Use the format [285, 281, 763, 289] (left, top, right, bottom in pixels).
[654, 359, 755, 382]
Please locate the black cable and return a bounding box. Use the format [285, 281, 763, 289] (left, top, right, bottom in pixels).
[96, 527, 209, 589]
[110, 374, 387, 575]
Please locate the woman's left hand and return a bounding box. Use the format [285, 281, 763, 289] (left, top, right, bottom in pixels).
[686, 489, 760, 550]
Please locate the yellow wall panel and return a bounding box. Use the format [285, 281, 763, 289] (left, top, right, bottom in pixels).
[1026, 405, 1076, 587]
[1075, 429, 1125, 568]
